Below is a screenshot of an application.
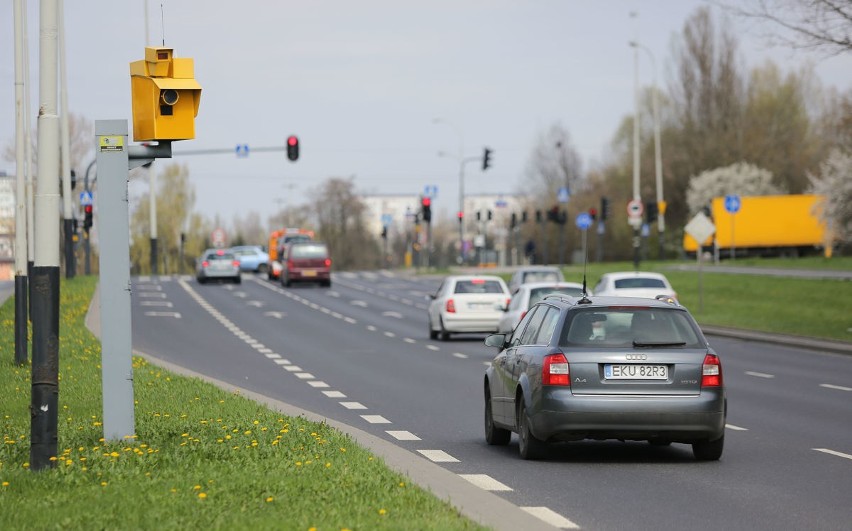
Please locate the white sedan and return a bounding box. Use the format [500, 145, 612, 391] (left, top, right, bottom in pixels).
[427, 275, 510, 341]
[592, 271, 677, 299]
[497, 281, 586, 333]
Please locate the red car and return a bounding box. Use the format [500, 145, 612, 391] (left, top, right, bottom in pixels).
[280, 242, 331, 287]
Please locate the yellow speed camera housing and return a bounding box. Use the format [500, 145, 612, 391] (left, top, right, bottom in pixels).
[130, 47, 202, 141]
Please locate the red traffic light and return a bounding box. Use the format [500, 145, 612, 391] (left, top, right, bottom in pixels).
[287, 136, 298, 146]
[286, 135, 299, 161]
[457, 211, 464, 219]
[84, 204, 93, 214]
[421, 197, 431, 207]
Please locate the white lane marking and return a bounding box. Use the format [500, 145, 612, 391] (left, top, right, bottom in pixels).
[264, 311, 286, 319]
[813, 448, 852, 461]
[137, 283, 161, 290]
[351, 300, 368, 307]
[257, 348, 273, 354]
[361, 415, 391, 424]
[327, 291, 340, 298]
[139, 292, 166, 298]
[367, 325, 377, 332]
[340, 402, 368, 410]
[331, 312, 343, 319]
[459, 474, 513, 492]
[273, 359, 291, 365]
[426, 345, 440, 351]
[283, 365, 303, 372]
[323, 391, 346, 398]
[521, 507, 581, 529]
[344, 317, 357, 324]
[247, 300, 264, 307]
[234, 292, 247, 298]
[307, 381, 329, 388]
[251, 343, 267, 350]
[294, 373, 315, 380]
[820, 383, 852, 392]
[726, 424, 748, 431]
[404, 338, 416, 344]
[745, 371, 775, 379]
[140, 301, 173, 307]
[265, 353, 281, 359]
[452, 352, 469, 359]
[384, 331, 396, 338]
[386, 430, 421, 441]
[401, 298, 413, 305]
[382, 311, 403, 319]
[143, 311, 182, 318]
[417, 450, 459, 463]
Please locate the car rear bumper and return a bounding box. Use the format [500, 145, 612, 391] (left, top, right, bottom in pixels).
[287, 269, 331, 282]
[529, 389, 726, 443]
[442, 314, 502, 333]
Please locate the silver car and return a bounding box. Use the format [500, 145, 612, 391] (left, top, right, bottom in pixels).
[497, 281, 586, 333]
[508, 266, 565, 293]
[592, 271, 677, 299]
[427, 275, 510, 341]
[484, 294, 725, 460]
[196, 249, 241, 284]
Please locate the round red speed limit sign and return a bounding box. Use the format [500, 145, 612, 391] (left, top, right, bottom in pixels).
[627, 199, 644, 218]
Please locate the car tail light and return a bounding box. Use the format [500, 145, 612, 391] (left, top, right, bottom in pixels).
[542, 352, 570, 386]
[201, 261, 209, 268]
[519, 310, 527, 321]
[446, 299, 456, 313]
[287, 259, 294, 271]
[701, 354, 722, 387]
[324, 258, 331, 267]
[232, 260, 240, 267]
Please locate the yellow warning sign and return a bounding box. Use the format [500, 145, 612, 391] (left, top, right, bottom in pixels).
[98, 135, 125, 152]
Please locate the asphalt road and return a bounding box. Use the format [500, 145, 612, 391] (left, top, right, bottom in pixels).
[125, 271, 852, 530]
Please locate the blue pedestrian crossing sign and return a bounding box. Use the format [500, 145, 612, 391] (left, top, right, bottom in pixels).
[557, 187, 570, 203]
[724, 194, 741, 214]
[79, 191, 93, 206]
[235, 144, 250, 158]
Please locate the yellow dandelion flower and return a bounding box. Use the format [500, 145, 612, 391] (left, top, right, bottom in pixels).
[225, 435, 232, 440]
[271, 440, 279, 446]
[110, 452, 120, 458]
[171, 488, 177, 493]
[181, 433, 189, 438]
[82, 467, 87, 471]
[339, 448, 347, 452]
[265, 496, 274, 503]
[194, 485, 201, 490]
[379, 509, 387, 515]
[65, 460, 73, 466]
[326, 462, 331, 468]
[244, 430, 252, 435]
[2, 482, 9, 487]
[49, 456, 57, 462]
[399, 482, 406, 488]
[101, 482, 108, 487]
[253, 420, 260, 425]
[296, 462, 302, 467]
[80, 457, 87, 461]
[198, 492, 207, 499]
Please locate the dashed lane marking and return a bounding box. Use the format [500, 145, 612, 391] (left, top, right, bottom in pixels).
[813, 448, 852, 461]
[386, 430, 421, 441]
[521, 507, 581, 529]
[340, 402, 368, 410]
[143, 311, 182, 318]
[294, 373, 315, 380]
[361, 415, 391, 424]
[404, 338, 416, 344]
[417, 450, 459, 463]
[283, 365, 303, 372]
[726, 424, 748, 431]
[452, 352, 469, 359]
[459, 474, 513, 491]
[745, 371, 775, 379]
[426, 345, 440, 351]
[272, 359, 291, 365]
[140, 301, 172, 307]
[139, 292, 166, 298]
[322, 390, 347, 398]
[307, 381, 329, 388]
[820, 383, 852, 392]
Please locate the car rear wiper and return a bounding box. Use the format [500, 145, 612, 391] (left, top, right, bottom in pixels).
[633, 341, 687, 348]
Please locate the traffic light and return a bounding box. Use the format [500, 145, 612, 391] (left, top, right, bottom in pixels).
[421, 196, 432, 223]
[70, 170, 77, 190]
[487, 210, 492, 221]
[510, 212, 517, 228]
[381, 226, 388, 239]
[522, 211, 528, 223]
[457, 211, 464, 223]
[286, 135, 299, 161]
[547, 205, 559, 222]
[589, 207, 597, 221]
[83, 204, 93, 231]
[482, 147, 492, 170]
[600, 197, 610, 221]
[646, 201, 658, 223]
[535, 210, 542, 223]
[476, 211, 481, 221]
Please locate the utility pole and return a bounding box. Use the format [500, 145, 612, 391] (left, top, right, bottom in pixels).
[630, 12, 642, 271]
[13, 0, 28, 365]
[31, 0, 61, 471]
[59, 0, 74, 278]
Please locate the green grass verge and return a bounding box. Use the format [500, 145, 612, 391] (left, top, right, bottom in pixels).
[0, 276, 484, 530]
[554, 259, 852, 342]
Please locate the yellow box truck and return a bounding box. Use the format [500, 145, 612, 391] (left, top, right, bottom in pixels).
[683, 194, 831, 258]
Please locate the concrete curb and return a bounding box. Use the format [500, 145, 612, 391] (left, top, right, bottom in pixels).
[84, 284, 558, 531]
[701, 325, 852, 355]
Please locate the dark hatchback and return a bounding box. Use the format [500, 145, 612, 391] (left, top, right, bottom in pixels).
[484, 294, 726, 460]
[280, 242, 331, 287]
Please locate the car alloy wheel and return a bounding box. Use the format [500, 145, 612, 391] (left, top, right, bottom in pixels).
[517, 397, 545, 460]
[484, 386, 510, 446]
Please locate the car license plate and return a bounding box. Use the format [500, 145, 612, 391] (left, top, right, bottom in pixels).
[302, 270, 317, 277]
[604, 364, 668, 380]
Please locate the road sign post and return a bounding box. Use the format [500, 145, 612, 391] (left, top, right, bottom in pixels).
[724, 194, 741, 261]
[685, 212, 717, 313]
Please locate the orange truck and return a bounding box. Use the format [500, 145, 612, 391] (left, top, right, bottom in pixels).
[683, 194, 831, 258]
[266, 228, 314, 279]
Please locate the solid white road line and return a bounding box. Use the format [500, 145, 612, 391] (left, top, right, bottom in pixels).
[361, 415, 391, 424]
[725, 424, 749, 431]
[417, 450, 459, 463]
[745, 371, 775, 379]
[819, 383, 852, 392]
[140, 301, 172, 307]
[813, 448, 852, 461]
[386, 430, 421, 441]
[340, 402, 368, 410]
[459, 474, 513, 492]
[322, 390, 347, 398]
[143, 312, 181, 318]
[521, 507, 581, 529]
[139, 292, 166, 298]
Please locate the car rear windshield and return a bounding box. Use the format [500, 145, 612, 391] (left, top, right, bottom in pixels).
[291, 244, 328, 259]
[206, 252, 235, 261]
[529, 286, 583, 305]
[560, 308, 703, 348]
[613, 278, 666, 289]
[453, 280, 505, 294]
[523, 271, 560, 283]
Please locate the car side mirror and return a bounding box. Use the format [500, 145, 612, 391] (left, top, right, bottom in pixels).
[484, 333, 507, 349]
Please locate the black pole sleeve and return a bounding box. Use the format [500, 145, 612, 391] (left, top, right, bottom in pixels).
[30, 266, 60, 471]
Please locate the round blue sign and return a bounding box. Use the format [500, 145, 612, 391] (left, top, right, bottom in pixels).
[576, 212, 592, 230]
[724, 194, 741, 214]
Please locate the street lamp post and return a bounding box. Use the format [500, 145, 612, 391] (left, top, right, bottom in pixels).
[630, 39, 665, 259]
[630, 32, 642, 271]
[432, 118, 465, 264]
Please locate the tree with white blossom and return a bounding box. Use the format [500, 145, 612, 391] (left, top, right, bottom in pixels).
[808, 149, 852, 243]
[686, 162, 786, 213]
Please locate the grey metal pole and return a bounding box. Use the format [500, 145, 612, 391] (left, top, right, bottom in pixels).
[83, 158, 95, 274]
[96, 120, 135, 442]
[13, 0, 28, 365]
[148, 163, 158, 275]
[23, 0, 34, 278]
[630, 17, 642, 271]
[59, 0, 74, 278]
[31, 0, 61, 472]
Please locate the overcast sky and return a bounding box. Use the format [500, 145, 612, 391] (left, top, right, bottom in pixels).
[2, 0, 851, 230]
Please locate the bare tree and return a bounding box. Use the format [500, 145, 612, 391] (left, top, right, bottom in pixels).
[3, 112, 93, 176]
[720, 0, 852, 55]
[522, 122, 583, 202]
[310, 177, 381, 270]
